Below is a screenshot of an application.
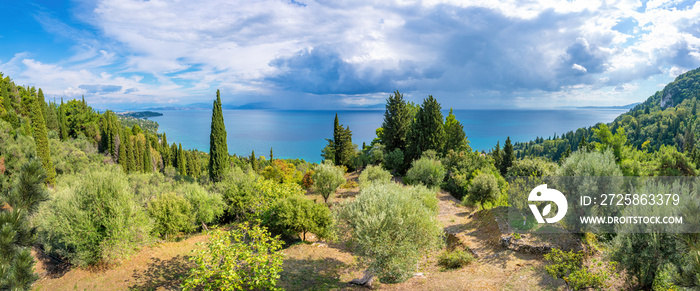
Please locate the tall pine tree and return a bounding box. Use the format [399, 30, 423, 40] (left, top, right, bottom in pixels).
[178, 143, 187, 176]
[30, 94, 55, 184]
[407, 95, 446, 161]
[381, 90, 411, 153]
[443, 108, 469, 154]
[161, 133, 170, 167]
[209, 90, 229, 182]
[500, 136, 514, 175]
[333, 113, 342, 165]
[0, 160, 49, 290]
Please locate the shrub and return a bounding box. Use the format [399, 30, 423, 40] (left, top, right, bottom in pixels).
[465, 170, 500, 209]
[301, 170, 314, 189]
[266, 195, 333, 241]
[544, 248, 617, 291]
[147, 192, 195, 239]
[312, 162, 345, 203]
[405, 157, 446, 188]
[341, 179, 358, 189]
[182, 224, 283, 291]
[505, 157, 558, 177]
[179, 183, 224, 228]
[437, 249, 474, 269]
[384, 148, 404, 174]
[358, 165, 392, 187]
[261, 159, 303, 184]
[222, 168, 304, 220]
[36, 167, 151, 266]
[336, 183, 443, 283]
[610, 233, 681, 288]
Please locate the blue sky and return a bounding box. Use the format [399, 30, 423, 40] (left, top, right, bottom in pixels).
[1, 0, 700, 111]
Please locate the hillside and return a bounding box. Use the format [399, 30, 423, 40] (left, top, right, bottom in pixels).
[513, 67, 700, 161]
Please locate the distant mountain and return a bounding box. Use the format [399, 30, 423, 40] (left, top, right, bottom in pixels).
[148, 101, 275, 111]
[117, 111, 163, 118]
[576, 102, 641, 109]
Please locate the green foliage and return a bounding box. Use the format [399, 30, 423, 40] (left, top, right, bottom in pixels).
[30, 94, 55, 184]
[506, 157, 558, 177]
[593, 124, 627, 161]
[0, 160, 48, 290]
[325, 113, 357, 170]
[147, 192, 195, 239]
[381, 90, 411, 154]
[312, 162, 345, 203]
[653, 145, 697, 176]
[182, 224, 284, 291]
[405, 156, 446, 188]
[221, 168, 303, 220]
[63, 99, 100, 143]
[444, 108, 470, 154]
[465, 170, 501, 209]
[544, 248, 616, 291]
[266, 195, 333, 241]
[36, 166, 152, 266]
[610, 233, 682, 288]
[407, 95, 446, 161]
[335, 183, 442, 283]
[437, 249, 474, 269]
[358, 164, 392, 187]
[209, 90, 229, 182]
[500, 136, 514, 175]
[384, 148, 405, 175]
[441, 149, 495, 200]
[180, 183, 224, 228]
[262, 159, 303, 184]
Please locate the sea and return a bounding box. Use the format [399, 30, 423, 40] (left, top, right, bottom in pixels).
[149, 108, 629, 163]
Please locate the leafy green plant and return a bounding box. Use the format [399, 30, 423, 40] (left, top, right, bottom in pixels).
[384, 148, 404, 175]
[405, 157, 446, 188]
[335, 182, 442, 283]
[147, 192, 195, 239]
[465, 170, 500, 209]
[437, 249, 474, 269]
[312, 162, 345, 203]
[358, 164, 392, 187]
[544, 248, 616, 291]
[182, 224, 283, 291]
[266, 195, 333, 241]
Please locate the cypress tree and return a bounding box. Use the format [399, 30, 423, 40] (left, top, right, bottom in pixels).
[407, 95, 446, 161]
[382, 90, 410, 153]
[443, 108, 469, 154]
[30, 95, 56, 184]
[45, 101, 58, 132]
[37, 88, 47, 120]
[170, 143, 178, 167]
[270, 147, 274, 161]
[500, 136, 514, 175]
[126, 133, 135, 173]
[161, 133, 170, 167]
[492, 141, 501, 169]
[333, 113, 341, 165]
[0, 160, 49, 290]
[57, 98, 68, 141]
[143, 142, 152, 173]
[209, 90, 229, 182]
[178, 143, 187, 176]
[338, 125, 355, 169]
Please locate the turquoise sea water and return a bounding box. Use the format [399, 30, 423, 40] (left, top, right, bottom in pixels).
[149, 109, 628, 163]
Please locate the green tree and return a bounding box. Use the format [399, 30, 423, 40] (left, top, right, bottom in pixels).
[312, 162, 345, 203]
[209, 90, 229, 182]
[148, 192, 194, 239]
[443, 108, 469, 154]
[30, 95, 55, 184]
[405, 156, 446, 188]
[500, 137, 514, 175]
[178, 143, 187, 176]
[407, 95, 446, 161]
[45, 101, 58, 132]
[466, 170, 500, 209]
[161, 133, 170, 167]
[382, 90, 411, 153]
[250, 150, 258, 172]
[267, 195, 332, 241]
[1, 82, 11, 113]
[0, 160, 49, 290]
[182, 224, 284, 291]
[57, 98, 68, 141]
[492, 141, 501, 170]
[336, 182, 442, 283]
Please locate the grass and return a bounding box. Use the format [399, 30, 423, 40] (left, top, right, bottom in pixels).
[437, 249, 474, 270]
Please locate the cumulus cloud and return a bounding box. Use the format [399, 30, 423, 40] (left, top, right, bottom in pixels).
[2, 0, 700, 109]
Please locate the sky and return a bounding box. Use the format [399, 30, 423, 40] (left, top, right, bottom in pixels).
[1, 0, 700, 111]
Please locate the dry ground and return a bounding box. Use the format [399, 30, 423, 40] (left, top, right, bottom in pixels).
[32, 170, 592, 290]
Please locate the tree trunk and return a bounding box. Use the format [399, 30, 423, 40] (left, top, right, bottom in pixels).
[350, 268, 375, 288]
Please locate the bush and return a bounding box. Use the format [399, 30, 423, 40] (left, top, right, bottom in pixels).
[301, 170, 314, 189]
[610, 233, 681, 288]
[358, 165, 392, 187]
[312, 162, 345, 203]
[405, 157, 446, 188]
[384, 148, 404, 174]
[336, 183, 442, 283]
[182, 224, 283, 291]
[505, 157, 558, 177]
[221, 168, 304, 220]
[465, 170, 500, 209]
[36, 167, 151, 266]
[437, 249, 474, 269]
[544, 248, 617, 291]
[266, 195, 333, 241]
[147, 192, 195, 239]
[179, 183, 224, 228]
